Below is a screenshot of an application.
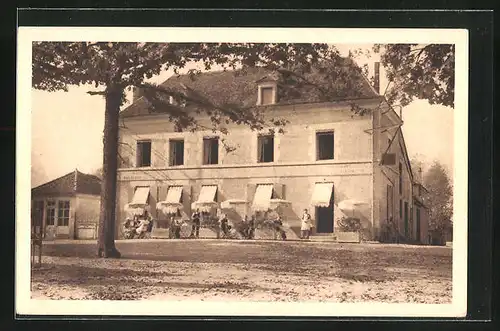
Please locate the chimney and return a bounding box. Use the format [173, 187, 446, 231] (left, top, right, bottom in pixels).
[74, 168, 78, 192]
[418, 167, 423, 182]
[373, 62, 380, 95]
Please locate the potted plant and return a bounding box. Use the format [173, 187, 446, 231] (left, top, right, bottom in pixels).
[336, 216, 362, 243]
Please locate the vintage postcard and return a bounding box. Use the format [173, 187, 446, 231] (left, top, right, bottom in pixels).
[17, 27, 468, 317]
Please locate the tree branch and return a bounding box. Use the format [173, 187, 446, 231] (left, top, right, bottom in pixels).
[87, 91, 106, 96]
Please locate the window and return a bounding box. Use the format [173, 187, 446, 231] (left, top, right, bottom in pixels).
[136, 140, 152, 167]
[57, 200, 70, 226]
[399, 199, 403, 219]
[169, 139, 184, 166]
[399, 162, 403, 194]
[316, 131, 335, 160]
[46, 201, 56, 226]
[258, 135, 274, 163]
[260, 87, 274, 105]
[203, 137, 219, 165]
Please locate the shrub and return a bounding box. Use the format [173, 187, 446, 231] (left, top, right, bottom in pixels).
[379, 218, 398, 243]
[337, 216, 362, 232]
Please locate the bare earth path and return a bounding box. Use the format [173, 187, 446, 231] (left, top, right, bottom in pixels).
[31, 240, 452, 303]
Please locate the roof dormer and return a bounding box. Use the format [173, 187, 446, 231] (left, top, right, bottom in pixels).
[256, 75, 278, 106]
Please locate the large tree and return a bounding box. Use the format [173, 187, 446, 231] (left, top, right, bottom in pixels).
[33, 42, 367, 258]
[373, 44, 455, 108]
[422, 161, 453, 239]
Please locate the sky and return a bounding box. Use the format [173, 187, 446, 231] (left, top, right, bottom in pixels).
[31, 44, 454, 186]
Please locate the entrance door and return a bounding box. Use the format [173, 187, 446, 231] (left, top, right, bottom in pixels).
[404, 201, 409, 238]
[416, 207, 421, 242]
[56, 200, 70, 237]
[315, 189, 334, 233]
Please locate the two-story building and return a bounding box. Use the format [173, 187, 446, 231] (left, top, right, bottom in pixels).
[116, 60, 428, 243]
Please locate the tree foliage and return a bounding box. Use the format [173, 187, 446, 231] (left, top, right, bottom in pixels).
[422, 161, 453, 234]
[374, 44, 455, 108]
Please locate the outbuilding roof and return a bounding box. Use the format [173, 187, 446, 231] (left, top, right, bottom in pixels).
[31, 169, 101, 198]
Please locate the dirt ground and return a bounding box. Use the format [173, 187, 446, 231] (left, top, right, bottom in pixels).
[31, 239, 452, 303]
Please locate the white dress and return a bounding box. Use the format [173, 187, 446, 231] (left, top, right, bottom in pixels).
[301, 214, 312, 231]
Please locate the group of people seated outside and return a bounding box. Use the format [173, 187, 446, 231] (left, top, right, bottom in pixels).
[123, 207, 315, 241]
[166, 208, 287, 240]
[123, 210, 154, 239]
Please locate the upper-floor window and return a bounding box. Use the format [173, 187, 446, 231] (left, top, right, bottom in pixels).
[258, 134, 274, 163]
[136, 140, 152, 167]
[57, 200, 70, 226]
[316, 131, 335, 160]
[260, 87, 274, 105]
[169, 139, 184, 166]
[257, 83, 277, 106]
[399, 162, 403, 194]
[203, 137, 219, 165]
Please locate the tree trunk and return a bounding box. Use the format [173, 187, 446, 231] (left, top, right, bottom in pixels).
[97, 86, 123, 258]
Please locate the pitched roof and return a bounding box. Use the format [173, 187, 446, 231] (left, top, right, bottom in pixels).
[120, 59, 379, 118]
[31, 169, 101, 197]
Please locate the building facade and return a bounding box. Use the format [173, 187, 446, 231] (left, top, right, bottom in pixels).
[116, 64, 429, 243]
[31, 169, 101, 240]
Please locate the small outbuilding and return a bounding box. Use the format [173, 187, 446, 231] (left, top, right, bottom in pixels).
[31, 169, 101, 240]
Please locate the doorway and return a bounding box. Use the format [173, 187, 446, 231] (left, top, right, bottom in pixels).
[404, 201, 409, 238]
[416, 207, 421, 242]
[315, 188, 334, 233]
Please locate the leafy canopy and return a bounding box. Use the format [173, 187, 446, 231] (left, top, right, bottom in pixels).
[374, 44, 455, 108]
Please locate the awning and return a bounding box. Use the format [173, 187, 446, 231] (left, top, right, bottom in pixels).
[192, 185, 218, 212]
[124, 203, 151, 216]
[269, 199, 292, 210]
[197, 185, 218, 204]
[221, 199, 247, 209]
[252, 184, 274, 211]
[165, 186, 183, 203]
[156, 186, 184, 214]
[130, 187, 150, 207]
[311, 182, 334, 207]
[337, 199, 370, 218]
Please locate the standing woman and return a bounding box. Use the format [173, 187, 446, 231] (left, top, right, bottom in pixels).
[301, 209, 312, 239]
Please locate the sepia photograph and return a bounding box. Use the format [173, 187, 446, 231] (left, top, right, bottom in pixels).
[17, 27, 468, 317]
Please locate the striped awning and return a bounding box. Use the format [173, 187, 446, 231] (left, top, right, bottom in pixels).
[156, 186, 184, 214]
[269, 199, 292, 210]
[221, 199, 247, 209]
[311, 182, 334, 207]
[130, 187, 150, 207]
[252, 184, 274, 211]
[197, 185, 218, 204]
[192, 185, 218, 212]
